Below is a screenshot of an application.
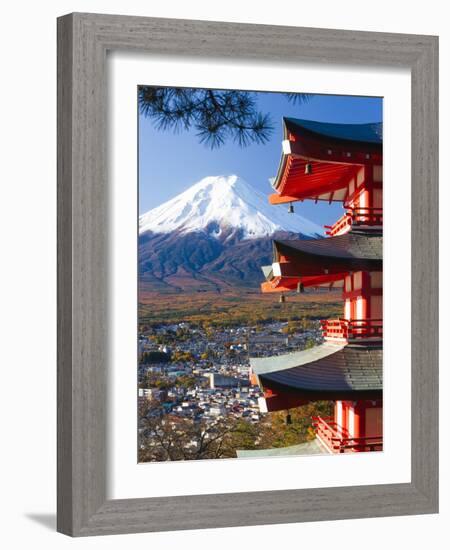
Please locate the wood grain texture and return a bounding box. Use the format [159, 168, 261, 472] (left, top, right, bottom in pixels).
[410, 35, 439, 506]
[57, 12, 439, 537]
[57, 13, 74, 535]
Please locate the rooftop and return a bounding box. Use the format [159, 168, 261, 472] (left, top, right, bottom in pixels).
[275, 231, 382, 262]
[251, 342, 382, 395]
[260, 232, 383, 288]
[270, 118, 383, 204]
[284, 118, 383, 145]
[236, 438, 329, 458]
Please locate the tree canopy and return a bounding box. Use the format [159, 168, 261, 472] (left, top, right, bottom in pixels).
[138, 86, 311, 149]
[138, 400, 333, 462]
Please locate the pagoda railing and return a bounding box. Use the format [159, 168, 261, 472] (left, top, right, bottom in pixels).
[324, 212, 352, 236]
[321, 318, 383, 341]
[324, 207, 383, 236]
[352, 206, 383, 227]
[312, 415, 383, 453]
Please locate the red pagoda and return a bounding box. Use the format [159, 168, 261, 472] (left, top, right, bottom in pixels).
[250, 118, 383, 454]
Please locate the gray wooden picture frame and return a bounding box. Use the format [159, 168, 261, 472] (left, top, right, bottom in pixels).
[57, 12, 439, 537]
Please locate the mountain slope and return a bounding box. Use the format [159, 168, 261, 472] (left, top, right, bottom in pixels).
[139, 175, 322, 293]
[139, 175, 322, 239]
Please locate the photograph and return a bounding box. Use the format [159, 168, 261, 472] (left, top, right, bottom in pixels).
[137, 87, 383, 462]
[1, 2, 441, 544]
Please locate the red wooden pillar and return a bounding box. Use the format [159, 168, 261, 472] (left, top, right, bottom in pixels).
[361, 271, 371, 320]
[352, 401, 366, 452]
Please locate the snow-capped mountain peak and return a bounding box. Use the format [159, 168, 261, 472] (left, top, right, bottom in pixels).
[139, 175, 323, 239]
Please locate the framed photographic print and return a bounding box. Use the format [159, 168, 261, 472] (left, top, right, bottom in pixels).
[136, 88, 383, 463]
[57, 13, 438, 536]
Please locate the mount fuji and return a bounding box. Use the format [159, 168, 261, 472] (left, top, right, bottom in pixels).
[139, 175, 322, 293]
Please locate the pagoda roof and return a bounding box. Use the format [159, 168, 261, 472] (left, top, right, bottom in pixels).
[284, 118, 382, 145]
[259, 232, 382, 292]
[260, 232, 382, 288]
[251, 342, 382, 397]
[275, 231, 382, 262]
[236, 438, 329, 458]
[252, 342, 346, 374]
[270, 118, 382, 204]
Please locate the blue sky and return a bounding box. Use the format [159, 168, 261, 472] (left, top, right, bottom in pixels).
[138, 91, 382, 227]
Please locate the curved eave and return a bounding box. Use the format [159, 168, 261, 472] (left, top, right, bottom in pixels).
[260, 382, 382, 401]
[270, 118, 382, 203]
[271, 154, 357, 204]
[284, 118, 382, 146]
[274, 233, 383, 262]
[251, 342, 345, 375]
[259, 385, 382, 412]
[250, 343, 382, 394]
[258, 233, 382, 294]
[268, 242, 382, 281]
[261, 273, 345, 293]
[236, 439, 329, 458]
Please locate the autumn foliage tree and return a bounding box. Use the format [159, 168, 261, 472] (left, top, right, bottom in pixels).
[139, 409, 244, 462]
[138, 400, 333, 462]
